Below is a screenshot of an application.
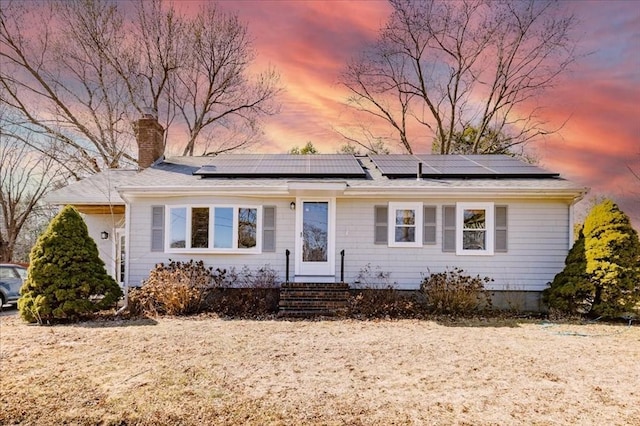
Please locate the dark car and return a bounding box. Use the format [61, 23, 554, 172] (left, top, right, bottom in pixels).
[0, 264, 27, 308]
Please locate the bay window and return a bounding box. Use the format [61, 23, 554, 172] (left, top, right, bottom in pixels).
[167, 205, 260, 252]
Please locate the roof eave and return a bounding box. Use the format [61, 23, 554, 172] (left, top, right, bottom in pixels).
[118, 185, 291, 199]
[344, 186, 589, 200]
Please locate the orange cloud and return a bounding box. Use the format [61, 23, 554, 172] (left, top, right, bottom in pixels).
[177, 1, 639, 226]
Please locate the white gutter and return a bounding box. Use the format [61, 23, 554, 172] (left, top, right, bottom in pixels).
[118, 185, 588, 201]
[344, 187, 589, 200]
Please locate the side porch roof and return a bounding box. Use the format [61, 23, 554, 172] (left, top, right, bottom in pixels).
[44, 169, 137, 213]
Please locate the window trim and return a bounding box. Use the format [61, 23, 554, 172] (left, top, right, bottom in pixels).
[165, 205, 262, 254]
[456, 202, 494, 256]
[388, 202, 423, 248]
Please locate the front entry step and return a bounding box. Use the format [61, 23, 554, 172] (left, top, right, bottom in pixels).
[278, 282, 349, 318]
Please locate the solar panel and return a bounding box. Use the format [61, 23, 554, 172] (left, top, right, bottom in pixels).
[193, 154, 366, 178]
[370, 154, 559, 178]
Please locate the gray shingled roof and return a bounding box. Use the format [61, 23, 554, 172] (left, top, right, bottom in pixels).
[46, 155, 588, 205]
[45, 169, 138, 205]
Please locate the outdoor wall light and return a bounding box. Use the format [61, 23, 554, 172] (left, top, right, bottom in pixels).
[290, 201, 296, 210]
[101, 231, 109, 240]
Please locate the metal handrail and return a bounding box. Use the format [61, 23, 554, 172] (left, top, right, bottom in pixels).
[285, 249, 290, 283]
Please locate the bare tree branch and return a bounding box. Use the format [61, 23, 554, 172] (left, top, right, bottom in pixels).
[173, 3, 281, 156]
[340, 0, 579, 157]
[0, 124, 63, 262]
[0, 0, 282, 172]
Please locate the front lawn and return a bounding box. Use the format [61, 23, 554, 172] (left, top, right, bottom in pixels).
[1, 315, 638, 425]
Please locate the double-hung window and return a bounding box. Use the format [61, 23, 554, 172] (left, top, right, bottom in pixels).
[167, 206, 260, 252]
[456, 202, 494, 255]
[388, 202, 423, 247]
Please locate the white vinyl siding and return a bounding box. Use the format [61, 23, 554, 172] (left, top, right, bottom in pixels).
[125, 196, 571, 293]
[335, 199, 567, 292]
[129, 197, 292, 286]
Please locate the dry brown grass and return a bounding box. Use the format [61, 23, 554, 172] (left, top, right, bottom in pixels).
[1, 314, 639, 425]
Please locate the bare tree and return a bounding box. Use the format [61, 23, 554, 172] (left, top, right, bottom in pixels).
[174, 3, 281, 156]
[333, 124, 392, 155]
[341, 0, 579, 155]
[0, 130, 62, 262]
[106, 0, 186, 148]
[0, 0, 281, 173]
[0, 0, 138, 172]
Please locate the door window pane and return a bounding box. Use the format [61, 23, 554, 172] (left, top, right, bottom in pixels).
[238, 208, 257, 248]
[118, 234, 125, 284]
[214, 207, 233, 248]
[303, 202, 328, 262]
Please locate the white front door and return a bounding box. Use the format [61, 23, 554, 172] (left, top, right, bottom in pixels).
[295, 198, 335, 278]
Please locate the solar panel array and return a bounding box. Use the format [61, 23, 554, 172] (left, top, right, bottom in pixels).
[193, 154, 367, 178]
[193, 154, 558, 179]
[369, 154, 559, 178]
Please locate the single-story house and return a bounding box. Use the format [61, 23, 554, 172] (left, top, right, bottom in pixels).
[46, 114, 588, 311]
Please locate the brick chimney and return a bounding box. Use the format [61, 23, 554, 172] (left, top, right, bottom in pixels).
[134, 110, 165, 169]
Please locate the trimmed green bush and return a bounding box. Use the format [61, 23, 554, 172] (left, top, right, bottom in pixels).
[19, 205, 122, 323]
[543, 228, 594, 314]
[583, 200, 640, 317]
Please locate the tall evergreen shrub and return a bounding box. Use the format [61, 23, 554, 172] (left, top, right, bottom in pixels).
[542, 228, 593, 314]
[583, 200, 640, 317]
[19, 205, 122, 323]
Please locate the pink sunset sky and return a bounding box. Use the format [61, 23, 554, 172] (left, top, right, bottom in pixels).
[174, 0, 639, 225]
